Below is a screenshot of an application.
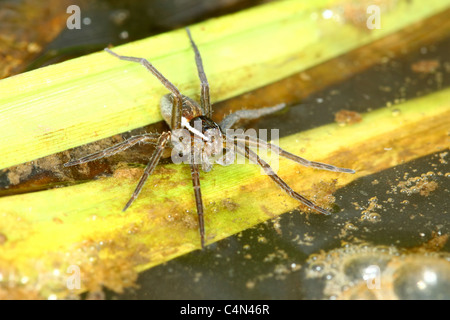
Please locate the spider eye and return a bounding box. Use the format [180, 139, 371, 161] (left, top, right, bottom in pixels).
[178, 152, 184, 157]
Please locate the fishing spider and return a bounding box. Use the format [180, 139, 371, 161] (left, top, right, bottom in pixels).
[64, 28, 355, 248]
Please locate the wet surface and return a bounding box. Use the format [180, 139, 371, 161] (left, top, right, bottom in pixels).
[108, 150, 449, 300]
[0, 0, 449, 300]
[106, 34, 450, 299]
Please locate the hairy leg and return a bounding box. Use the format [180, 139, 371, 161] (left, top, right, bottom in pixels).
[233, 135, 355, 174]
[185, 28, 211, 118]
[122, 132, 171, 211]
[105, 48, 183, 130]
[235, 143, 332, 215]
[64, 134, 160, 167]
[220, 103, 285, 131]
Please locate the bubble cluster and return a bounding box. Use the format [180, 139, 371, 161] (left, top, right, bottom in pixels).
[396, 172, 439, 196]
[304, 243, 450, 300]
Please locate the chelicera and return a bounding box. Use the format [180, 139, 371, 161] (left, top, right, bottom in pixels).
[64, 28, 355, 248]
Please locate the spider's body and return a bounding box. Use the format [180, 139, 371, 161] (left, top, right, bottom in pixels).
[65, 28, 355, 249]
[160, 94, 203, 126]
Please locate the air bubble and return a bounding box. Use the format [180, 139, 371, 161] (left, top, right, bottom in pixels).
[310, 262, 325, 273]
[83, 17, 91, 25]
[393, 260, 450, 300]
[322, 9, 333, 19]
[391, 109, 401, 117]
[368, 212, 381, 222]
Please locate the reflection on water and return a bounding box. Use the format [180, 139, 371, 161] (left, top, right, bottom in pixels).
[305, 242, 450, 300]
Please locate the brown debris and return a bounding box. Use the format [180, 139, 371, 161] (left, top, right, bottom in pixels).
[411, 59, 440, 73]
[334, 109, 363, 126]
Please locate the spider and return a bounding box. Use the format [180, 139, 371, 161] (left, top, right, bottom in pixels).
[64, 28, 355, 249]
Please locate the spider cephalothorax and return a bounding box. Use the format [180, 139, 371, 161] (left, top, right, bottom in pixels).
[64, 28, 355, 248]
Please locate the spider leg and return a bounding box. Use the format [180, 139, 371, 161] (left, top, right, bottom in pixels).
[104, 48, 183, 130]
[234, 135, 355, 174]
[235, 143, 332, 215]
[185, 27, 211, 118]
[220, 103, 285, 131]
[64, 133, 160, 167]
[190, 161, 206, 248]
[122, 132, 171, 211]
